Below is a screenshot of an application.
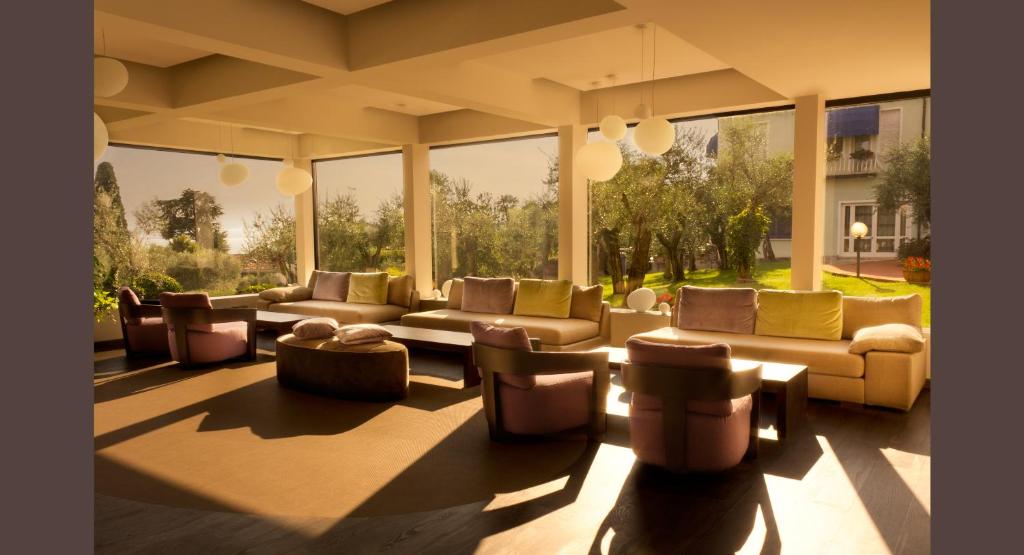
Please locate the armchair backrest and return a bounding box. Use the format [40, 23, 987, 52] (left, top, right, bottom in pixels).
[160, 292, 215, 332]
[117, 287, 142, 324]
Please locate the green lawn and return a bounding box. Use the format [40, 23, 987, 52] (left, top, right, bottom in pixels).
[599, 260, 931, 326]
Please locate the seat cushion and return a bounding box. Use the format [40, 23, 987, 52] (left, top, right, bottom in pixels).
[401, 309, 600, 346]
[125, 317, 169, 353]
[755, 290, 843, 341]
[676, 285, 758, 334]
[632, 327, 865, 378]
[168, 321, 248, 364]
[630, 394, 752, 471]
[269, 300, 407, 324]
[499, 370, 593, 435]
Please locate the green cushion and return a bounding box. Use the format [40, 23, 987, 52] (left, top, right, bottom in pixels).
[347, 272, 389, 305]
[755, 290, 843, 341]
[513, 279, 573, 319]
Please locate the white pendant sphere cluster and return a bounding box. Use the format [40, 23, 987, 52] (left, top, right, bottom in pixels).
[94, 113, 108, 161]
[577, 141, 623, 182]
[599, 115, 627, 142]
[276, 159, 313, 196]
[94, 56, 129, 97]
[216, 154, 250, 187]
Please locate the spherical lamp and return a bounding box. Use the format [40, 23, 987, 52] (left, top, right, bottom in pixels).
[576, 141, 623, 182]
[216, 154, 249, 187]
[94, 56, 129, 98]
[276, 160, 313, 196]
[626, 287, 657, 313]
[599, 114, 627, 142]
[633, 116, 675, 156]
[850, 221, 869, 239]
[94, 113, 108, 161]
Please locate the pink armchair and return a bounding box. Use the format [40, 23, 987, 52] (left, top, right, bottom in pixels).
[622, 337, 762, 473]
[159, 292, 256, 367]
[470, 322, 609, 441]
[117, 287, 170, 358]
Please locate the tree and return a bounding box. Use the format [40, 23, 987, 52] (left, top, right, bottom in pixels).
[242, 205, 297, 283]
[726, 204, 770, 280]
[93, 162, 141, 290]
[876, 136, 930, 230]
[136, 188, 229, 251]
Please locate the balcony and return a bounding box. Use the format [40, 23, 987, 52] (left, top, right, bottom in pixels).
[827, 155, 878, 176]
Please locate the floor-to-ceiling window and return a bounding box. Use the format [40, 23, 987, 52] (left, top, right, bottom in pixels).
[313, 152, 405, 274]
[430, 134, 559, 286]
[588, 109, 795, 306]
[93, 145, 292, 298]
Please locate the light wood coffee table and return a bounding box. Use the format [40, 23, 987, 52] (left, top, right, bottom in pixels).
[592, 346, 808, 440]
[255, 310, 311, 335]
[381, 325, 478, 387]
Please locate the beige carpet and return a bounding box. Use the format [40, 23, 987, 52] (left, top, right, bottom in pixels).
[94, 359, 588, 519]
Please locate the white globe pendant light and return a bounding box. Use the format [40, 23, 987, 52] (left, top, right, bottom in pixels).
[599, 114, 627, 142]
[216, 154, 249, 187]
[576, 141, 623, 182]
[276, 159, 313, 196]
[94, 113, 108, 161]
[633, 116, 675, 156]
[94, 56, 129, 97]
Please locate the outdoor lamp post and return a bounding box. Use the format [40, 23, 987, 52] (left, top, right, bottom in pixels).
[850, 221, 869, 277]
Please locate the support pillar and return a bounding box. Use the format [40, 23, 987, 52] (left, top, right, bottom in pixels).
[791, 95, 827, 291]
[294, 157, 316, 286]
[558, 125, 589, 285]
[403, 144, 434, 296]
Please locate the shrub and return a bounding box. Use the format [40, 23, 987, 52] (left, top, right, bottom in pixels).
[898, 236, 930, 260]
[726, 205, 770, 280]
[236, 283, 275, 295]
[93, 287, 117, 322]
[127, 272, 183, 299]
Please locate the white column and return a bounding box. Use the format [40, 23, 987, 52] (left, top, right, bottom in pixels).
[403, 144, 434, 296]
[791, 95, 827, 291]
[558, 125, 589, 285]
[294, 157, 316, 286]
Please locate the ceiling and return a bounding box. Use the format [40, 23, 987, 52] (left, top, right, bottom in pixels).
[93, 0, 930, 158]
[478, 24, 729, 91]
[301, 0, 394, 15]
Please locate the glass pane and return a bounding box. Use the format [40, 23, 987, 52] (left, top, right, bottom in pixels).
[843, 239, 849, 252]
[313, 153, 404, 273]
[430, 135, 559, 284]
[877, 207, 896, 237]
[93, 146, 294, 297]
[843, 206, 851, 236]
[855, 206, 873, 235]
[877, 238, 895, 252]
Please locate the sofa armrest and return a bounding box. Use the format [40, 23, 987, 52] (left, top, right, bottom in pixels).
[598, 302, 612, 340]
[864, 349, 927, 411]
[408, 289, 421, 313]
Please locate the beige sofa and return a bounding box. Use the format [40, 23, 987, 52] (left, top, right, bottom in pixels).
[632, 288, 927, 411]
[258, 272, 420, 324]
[400, 279, 611, 351]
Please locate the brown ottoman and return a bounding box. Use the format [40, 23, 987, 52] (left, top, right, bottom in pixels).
[276, 334, 410, 401]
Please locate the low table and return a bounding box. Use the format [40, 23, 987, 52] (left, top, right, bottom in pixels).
[593, 346, 808, 440]
[381, 325, 478, 388]
[256, 310, 311, 335]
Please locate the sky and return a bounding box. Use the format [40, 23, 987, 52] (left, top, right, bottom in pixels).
[96, 146, 289, 253]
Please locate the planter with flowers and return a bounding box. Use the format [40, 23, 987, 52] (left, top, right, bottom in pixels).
[902, 256, 931, 284]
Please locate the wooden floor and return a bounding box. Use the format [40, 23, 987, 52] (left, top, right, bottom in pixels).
[94, 336, 930, 554]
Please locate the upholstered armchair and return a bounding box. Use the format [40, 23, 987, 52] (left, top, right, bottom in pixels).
[470, 322, 609, 441]
[621, 337, 762, 473]
[117, 287, 170, 358]
[159, 292, 257, 367]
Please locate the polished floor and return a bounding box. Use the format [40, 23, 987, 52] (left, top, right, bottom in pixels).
[94, 337, 930, 554]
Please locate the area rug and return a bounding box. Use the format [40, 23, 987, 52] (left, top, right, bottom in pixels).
[94, 359, 588, 519]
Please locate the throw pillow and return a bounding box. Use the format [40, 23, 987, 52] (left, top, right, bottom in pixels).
[676, 286, 758, 334]
[292, 317, 340, 340]
[335, 323, 393, 345]
[513, 279, 573, 318]
[386, 274, 414, 307]
[470, 321, 534, 389]
[841, 294, 922, 339]
[461, 277, 515, 314]
[754, 290, 843, 341]
[848, 323, 925, 354]
[446, 279, 465, 309]
[347, 272, 390, 305]
[259, 286, 313, 303]
[311, 271, 350, 302]
[569, 284, 604, 322]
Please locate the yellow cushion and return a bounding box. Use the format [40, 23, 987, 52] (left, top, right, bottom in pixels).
[755, 290, 843, 341]
[346, 272, 389, 305]
[512, 279, 573, 318]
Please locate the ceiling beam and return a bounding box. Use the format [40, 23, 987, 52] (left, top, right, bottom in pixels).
[419, 110, 551, 146]
[108, 119, 294, 158]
